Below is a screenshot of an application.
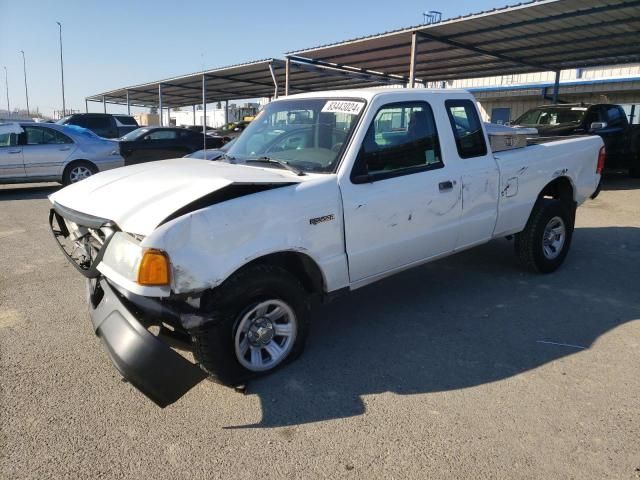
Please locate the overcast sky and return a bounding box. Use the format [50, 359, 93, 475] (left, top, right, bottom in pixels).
[0, 0, 513, 117]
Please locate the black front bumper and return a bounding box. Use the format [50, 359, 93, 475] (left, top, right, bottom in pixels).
[88, 278, 206, 407]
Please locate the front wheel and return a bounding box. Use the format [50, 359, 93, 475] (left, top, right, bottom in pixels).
[514, 199, 575, 273]
[191, 264, 310, 386]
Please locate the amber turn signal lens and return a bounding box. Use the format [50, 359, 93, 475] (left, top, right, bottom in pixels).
[137, 250, 170, 286]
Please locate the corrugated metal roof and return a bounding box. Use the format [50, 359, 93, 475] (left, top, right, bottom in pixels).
[289, 0, 640, 82]
[89, 0, 640, 108]
[86, 58, 403, 108]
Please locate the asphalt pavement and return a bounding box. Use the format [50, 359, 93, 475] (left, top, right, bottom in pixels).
[1, 175, 639, 479]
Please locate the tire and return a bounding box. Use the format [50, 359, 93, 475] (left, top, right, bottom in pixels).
[514, 199, 575, 274]
[191, 264, 311, 386]
[62, 161, 97, 186]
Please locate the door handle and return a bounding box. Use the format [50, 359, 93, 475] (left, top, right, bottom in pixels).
[8, 149, 22, 154]
[439, 180, 456, 191]
[58, 147, 71, 151]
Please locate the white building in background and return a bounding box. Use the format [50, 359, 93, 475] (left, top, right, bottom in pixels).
[165, 102, 261, 128]
[450, 64, 640, 124]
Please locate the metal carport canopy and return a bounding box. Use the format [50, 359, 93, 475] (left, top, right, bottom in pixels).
[287, 0, 640, 84]
[86, 58, 408, 109]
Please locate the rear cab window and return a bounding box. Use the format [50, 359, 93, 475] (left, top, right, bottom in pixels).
[445, 100, 487, 158]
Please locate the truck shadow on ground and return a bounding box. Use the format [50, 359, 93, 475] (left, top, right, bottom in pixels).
[232, 226, 640, 428]
[0, 184, 59, 201]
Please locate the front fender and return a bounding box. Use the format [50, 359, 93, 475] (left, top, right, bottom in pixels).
[143, 177, 349, 295]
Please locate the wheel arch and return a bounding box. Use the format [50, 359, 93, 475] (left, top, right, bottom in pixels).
[538, 176, 575, 206]
[226, 250, 327, 297]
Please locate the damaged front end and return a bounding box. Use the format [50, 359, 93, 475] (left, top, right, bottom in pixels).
[50, 202, 208, 407]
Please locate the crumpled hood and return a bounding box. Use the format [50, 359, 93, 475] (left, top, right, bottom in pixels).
[49, 158, 302, 235]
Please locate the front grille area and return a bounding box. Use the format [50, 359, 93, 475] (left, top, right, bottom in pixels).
[49, 206, 117, 278]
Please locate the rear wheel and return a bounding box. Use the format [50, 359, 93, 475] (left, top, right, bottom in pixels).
[62, 161, 97, 185]
[191, 264, 310, 386]
[515, 199, 575, 273]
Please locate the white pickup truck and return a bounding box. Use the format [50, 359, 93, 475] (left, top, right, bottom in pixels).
[49, 89, 604, 406]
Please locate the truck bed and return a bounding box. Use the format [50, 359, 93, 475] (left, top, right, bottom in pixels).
[492, 135, 602, 237]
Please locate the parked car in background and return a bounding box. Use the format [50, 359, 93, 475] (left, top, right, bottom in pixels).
[514, 103, 640, 177]
[183, 138, 236, 160]
[118, 127, 224, 165]
[212, 120, 251, 138]
[0, 122, 123, 185]
[57, 113, 139, 139]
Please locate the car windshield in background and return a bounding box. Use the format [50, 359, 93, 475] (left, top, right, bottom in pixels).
[55, 116, 71, 125]
[115, 116, 137, 125]
[516, 108, 587, 126]
[63, 124, 100, 138]
[225, 98, 365, 173]
[120, 128, 149, 141]
[186, 138, 236, 159]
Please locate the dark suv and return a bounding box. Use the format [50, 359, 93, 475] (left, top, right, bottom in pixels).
[515, 104, 640, 177]
[57, 113, 139, 139]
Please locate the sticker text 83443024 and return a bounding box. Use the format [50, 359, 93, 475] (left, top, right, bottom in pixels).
[321, 100, 365, 115]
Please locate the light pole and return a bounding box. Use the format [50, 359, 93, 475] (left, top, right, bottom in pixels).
[20, 50, 29, 116]
[3, 66, 9, 114]
[56, 21, 66, 117]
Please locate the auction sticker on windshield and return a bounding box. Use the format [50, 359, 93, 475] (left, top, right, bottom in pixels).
[322, 100, 365, 115]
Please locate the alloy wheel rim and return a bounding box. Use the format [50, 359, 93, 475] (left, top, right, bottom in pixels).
[542, 216, 566, 260]
[69, 166, 92, 183]
[234, 299, 297, 372]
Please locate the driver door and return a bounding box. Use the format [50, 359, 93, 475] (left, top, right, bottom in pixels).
[339, 101, 463, 284]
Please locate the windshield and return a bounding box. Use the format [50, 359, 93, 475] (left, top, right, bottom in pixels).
[225, 98, 366, 173]
[120, 127, 149, 141]
[516, 107, 587, 126]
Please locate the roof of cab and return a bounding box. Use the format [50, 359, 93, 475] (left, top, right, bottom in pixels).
[283, 87, 471, 101]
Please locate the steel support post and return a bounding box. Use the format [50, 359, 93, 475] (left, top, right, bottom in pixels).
[552, 70, 560, 104]
[158, 84, 163, 125]
[285, 57, 290, 96]
[409, 31, 418, 88]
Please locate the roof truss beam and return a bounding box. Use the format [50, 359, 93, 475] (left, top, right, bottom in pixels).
[415, 30, 550, 72]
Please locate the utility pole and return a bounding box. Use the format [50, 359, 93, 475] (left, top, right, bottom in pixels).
[56, 22, 66, 117]
[20, 50, 29, 115]
[3, 66, 9, 114]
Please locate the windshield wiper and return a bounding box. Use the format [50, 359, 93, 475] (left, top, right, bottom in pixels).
[245, 157, 306, 176]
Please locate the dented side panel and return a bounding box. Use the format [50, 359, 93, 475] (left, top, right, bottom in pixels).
[141, 175, 349, 295]
[493, 135, 602, 237]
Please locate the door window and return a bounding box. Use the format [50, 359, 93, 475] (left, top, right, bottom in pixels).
[0, 133, 18, 147]
[445, 100, 487, 158]
[85, 116, 113, 136]
[24, 127, 73, 145]
[606, 107, 626, 128]
[144, 130, 178, 140]
[352, 101, 442, 182]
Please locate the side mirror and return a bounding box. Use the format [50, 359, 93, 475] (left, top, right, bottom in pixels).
[351, 173, 373, 184]
[590, 122, 607, 131]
